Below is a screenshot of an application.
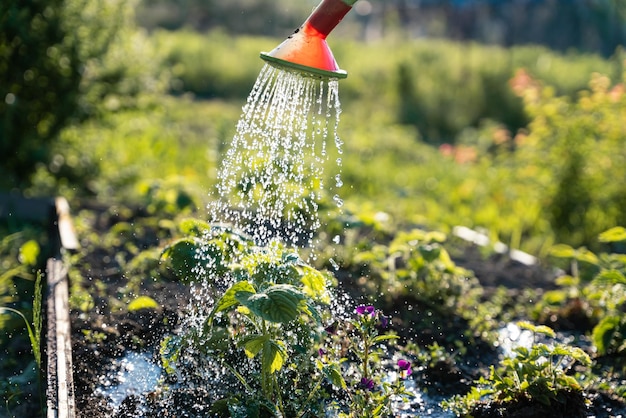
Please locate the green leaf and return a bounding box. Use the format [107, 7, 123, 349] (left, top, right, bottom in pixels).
[371, 334, 399, 345]
[162, 238, 202, 282]
[237, 284, 305, 323]
[549, 244, 577, 259]
[592, 315, 623, 355]
[567, 346, 591, 366]
[599, 227, 626, 243]
[179, 218, 212, 237]
[18, 240, 40, 266]
[0, 307, 39, 367]
[262, 339, 287, 373]
[240, 335, 266, 358]
[593, 270, 626, 286]
[419, 243, 441, 262]
[425, 230, 447, 243]
[128, 295, 159, 311]
[209, 281, 256, 323]
[162, 237, 228, 282]
[322, 363, 347, 389]
[517, 321, 556, 338]
[554, 275, 579, 287]
[302, 301, 322, 325]
[575, 248, 599, 265]
[557, 375, 582, 391]
[300, 267, 327, 300]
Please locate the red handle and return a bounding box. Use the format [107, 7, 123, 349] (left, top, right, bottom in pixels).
[306, 0, 353, 38]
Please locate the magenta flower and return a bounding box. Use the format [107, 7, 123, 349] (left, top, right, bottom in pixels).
[398, 359, 412, 379]
[359, 377, 375, 391]
[355, 305, 375, 316]
[379, 314, 389, 329]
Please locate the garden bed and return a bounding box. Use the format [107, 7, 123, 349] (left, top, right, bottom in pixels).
[64, 202, 626, 417]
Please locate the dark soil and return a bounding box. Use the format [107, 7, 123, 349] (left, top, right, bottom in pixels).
[67, 204, 626, 417]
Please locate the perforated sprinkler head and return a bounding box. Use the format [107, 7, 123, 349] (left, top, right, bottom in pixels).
[260, 0, 358, 79]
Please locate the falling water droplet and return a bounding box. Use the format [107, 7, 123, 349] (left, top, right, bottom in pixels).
[334, 174, 343, 188]
[329, 258, 339, 270]
[333, 194, 344, 207]
[332, 234, 341, 244]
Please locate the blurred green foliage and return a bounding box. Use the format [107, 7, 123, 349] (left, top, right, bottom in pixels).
[6, 25, 623, 254]
[1, 0, 80, 187]
[156, 31, 617, 143]
[0, 0, 166, 190]
[512, 70, 626, 249]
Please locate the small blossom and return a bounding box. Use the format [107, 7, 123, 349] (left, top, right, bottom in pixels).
[356, 305, 375, 316]
[318, 347, 327, 358]
[378, 314, 389, 329]
[359, 377, 375, 391]
[397, 359, 412, 379]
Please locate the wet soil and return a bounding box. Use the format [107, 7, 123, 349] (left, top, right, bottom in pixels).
[68, 204, 626, 417]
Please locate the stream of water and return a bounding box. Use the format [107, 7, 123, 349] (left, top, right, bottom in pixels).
[207, 64, 343, 249]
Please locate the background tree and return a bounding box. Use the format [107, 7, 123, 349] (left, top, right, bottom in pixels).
[0, 0, 163, 191]
[0, 0, 81, 189]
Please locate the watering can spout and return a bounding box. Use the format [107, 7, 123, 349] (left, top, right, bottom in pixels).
[260, 0, 358, 79]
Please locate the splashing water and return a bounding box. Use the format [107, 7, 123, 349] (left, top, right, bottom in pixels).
[155, 65, 348, 415]
[208, 64, 343, 249]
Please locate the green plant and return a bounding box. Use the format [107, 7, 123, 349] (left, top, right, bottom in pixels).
[587, 227, 626, 356]
[0, 271, 44, 415]
[442, 321, 591, 416]
[350, 228, 482, 324]
[512, 70, 626, 250]
[157, 218, 415, 417]
[544, 227, 626, 355]
[160, 219, 337, 417]
[0, 271, 43, 368]
[320, 305, 411, 417]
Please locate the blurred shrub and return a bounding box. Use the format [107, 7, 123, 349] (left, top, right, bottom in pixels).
[512, 69, 626, 249]
[27, 97, 240, 204]
[368, 41, 614, 144]
[1, 0, 80, 187]
[0, 0, 166, 190]
[154, 29, 267, 99]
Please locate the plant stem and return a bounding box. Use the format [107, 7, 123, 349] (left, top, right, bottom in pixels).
[295, 377, 323, 418]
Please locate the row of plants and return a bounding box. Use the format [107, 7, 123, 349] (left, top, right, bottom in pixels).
[19, 30, 622, 256]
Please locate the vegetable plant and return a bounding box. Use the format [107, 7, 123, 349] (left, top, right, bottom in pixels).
[442, 321, 591, 416]
[160, 218, 336, 417]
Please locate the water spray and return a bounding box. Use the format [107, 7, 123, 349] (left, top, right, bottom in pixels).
[260, 0, 359, 79]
